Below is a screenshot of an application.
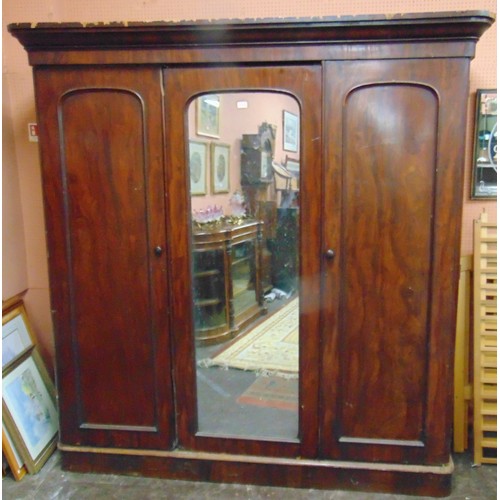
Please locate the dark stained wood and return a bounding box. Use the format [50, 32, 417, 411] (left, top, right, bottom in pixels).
[8, 13, 492, 67]
[321, 58, 471, 465]
[33, 67, 175, 449]
[63, 88, 155, 428]
[8, 11, 494, 51]
[21, 42, 479, 67]
[10, 10, 495, 497]
[60, 447, 452, 497]
[164, 65, 322, 459]
[341, 84, 435, 441]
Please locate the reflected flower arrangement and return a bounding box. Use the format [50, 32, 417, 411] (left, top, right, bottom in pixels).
[193, 192, 249, 228]
[192, 205, 224, 225]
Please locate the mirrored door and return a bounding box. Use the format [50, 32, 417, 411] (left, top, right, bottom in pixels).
[164, 66, 322, 457]
[189, 92, 301, 440]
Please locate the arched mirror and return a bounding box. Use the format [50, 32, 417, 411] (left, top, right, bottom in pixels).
[188, 92, 301, 440]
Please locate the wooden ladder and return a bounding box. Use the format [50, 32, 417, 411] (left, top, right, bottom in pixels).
[473, 212, 497, 464]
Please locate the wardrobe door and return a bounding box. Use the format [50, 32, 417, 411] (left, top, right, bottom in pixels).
[164, 65, 322, 458]
[321, 59, 470, 464]
[34, 67, 175, 449]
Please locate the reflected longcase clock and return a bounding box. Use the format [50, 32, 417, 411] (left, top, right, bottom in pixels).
[240, 122, 276, 185]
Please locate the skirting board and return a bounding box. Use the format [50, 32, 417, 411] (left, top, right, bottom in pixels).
[59, 444, 453, 497]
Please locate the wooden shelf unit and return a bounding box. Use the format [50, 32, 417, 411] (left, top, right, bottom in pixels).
[192, 220, 265, 344]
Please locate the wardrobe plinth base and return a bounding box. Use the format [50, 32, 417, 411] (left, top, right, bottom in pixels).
[60, 444, 452, 497]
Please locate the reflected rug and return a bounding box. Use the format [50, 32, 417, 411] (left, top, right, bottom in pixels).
[199, 298, 298, 377]
[237, 376, 298, 411]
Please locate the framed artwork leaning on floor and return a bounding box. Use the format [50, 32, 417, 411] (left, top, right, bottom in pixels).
[2, 347, 58, 474]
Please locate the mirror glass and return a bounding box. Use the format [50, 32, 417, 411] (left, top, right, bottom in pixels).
[188, 92, 300, 440]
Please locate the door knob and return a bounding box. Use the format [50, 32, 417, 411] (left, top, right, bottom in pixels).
[154, 246, 163, 256]
[325, 249, 336, 260]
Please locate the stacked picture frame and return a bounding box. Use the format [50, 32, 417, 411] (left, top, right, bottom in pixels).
[2, 295, 58, 479]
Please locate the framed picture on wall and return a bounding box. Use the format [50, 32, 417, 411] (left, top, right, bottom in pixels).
[283, 110, 299, 152]
[211, 143, 230, 194]
[189, 141, 208, 196]
[2, 303, 36, 371]
[471, 89, 497, 199]
[2, 348, 58, 474]
[196, 94, 220, 138]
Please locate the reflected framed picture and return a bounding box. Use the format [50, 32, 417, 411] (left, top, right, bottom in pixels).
[189, 141, 208, 196]
[2, 303, 36, 371]
[196, 94, 220, 138]
[471, 89, 497, 199]
[2, 348, 58, 474]
[211, 143, 230, 194]
[283, 110, 299, 152]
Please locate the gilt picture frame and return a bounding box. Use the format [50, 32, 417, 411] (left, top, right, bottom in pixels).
[211, 143, 230, 194]
[2, 348, 58, 474]
[283, 110, 299, 152]
[2, 304, 36, 371]
[196, 94, 220, 138]
[189, 140, 208, 196]
[2, 426, 27, 481]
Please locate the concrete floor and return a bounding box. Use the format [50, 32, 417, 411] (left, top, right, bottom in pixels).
[2, 450, 497, 499]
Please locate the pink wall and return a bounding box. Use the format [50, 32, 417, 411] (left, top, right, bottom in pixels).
[3, 0, 497, 367]
[2, 77, 28, 298]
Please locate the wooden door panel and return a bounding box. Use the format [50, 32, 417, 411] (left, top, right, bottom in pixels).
[34, 68, 174, 449]
[60, 89, 156, 428]
[321, 59, 469, 463]
[340, 84, 437, 443]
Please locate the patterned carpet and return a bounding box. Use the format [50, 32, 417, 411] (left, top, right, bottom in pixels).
[237, 376, 298, 411]
[199, 298, 298, 377]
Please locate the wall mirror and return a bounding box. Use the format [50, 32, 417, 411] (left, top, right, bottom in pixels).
[187, 92, 301, 440]
[471, 89, 497, 199]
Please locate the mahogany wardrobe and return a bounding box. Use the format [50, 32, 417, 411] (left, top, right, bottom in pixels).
[9, 11, 494, 496]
